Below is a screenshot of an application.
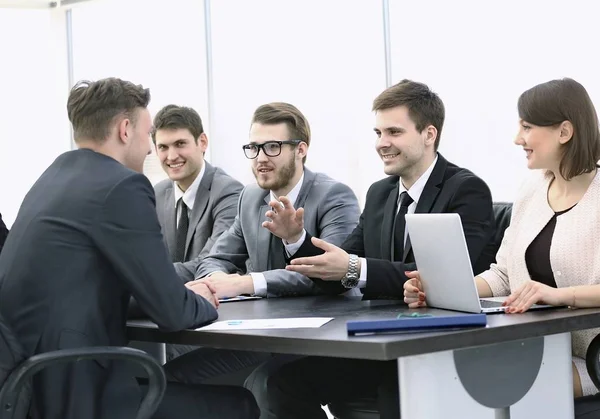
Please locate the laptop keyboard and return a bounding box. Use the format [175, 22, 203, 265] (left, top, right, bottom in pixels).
[479, 299, 505, 309]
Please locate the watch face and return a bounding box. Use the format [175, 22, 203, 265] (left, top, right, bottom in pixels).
[342, 276, 359, 289]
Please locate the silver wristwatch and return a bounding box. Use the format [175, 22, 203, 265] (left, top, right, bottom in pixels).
[341, 254, 359, 289]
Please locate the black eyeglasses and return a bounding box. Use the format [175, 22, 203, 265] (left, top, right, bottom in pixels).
[242, 140, 303, 159]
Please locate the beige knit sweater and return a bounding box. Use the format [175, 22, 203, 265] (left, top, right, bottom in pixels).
[479, 170, 600, 364]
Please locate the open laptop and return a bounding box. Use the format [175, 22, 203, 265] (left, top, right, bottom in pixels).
[405, 213, 553, 314]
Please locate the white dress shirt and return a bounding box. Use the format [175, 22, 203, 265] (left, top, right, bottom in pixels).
[250, 173, 305, 297]
[355, 154, 438, 288]
[173, 162, 206, 226]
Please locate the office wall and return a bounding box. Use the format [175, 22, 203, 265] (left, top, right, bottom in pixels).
[0, 8, 70, 227]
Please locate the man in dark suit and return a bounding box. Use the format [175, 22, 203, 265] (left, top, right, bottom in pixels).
[0, 78, 258, 419]
[261, 80, 494, 418]
[152, 105, 242, 264]
[0, 212, 8, 255]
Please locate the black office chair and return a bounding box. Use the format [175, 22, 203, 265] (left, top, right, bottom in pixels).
[0, 313, 166, 419]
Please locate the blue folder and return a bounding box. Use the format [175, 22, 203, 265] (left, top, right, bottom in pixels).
[347, 313, 487, 336]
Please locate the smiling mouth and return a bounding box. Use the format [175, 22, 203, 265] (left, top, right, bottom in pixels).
[168, 162, 185, 169]
[381, 153, 400, 160]
[257, 168, 273, 173]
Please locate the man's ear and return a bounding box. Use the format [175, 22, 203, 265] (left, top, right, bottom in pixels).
[198, 133, 209, 152]
[423, 125, 438, 147]
[297, 141, 308, 160]
[117, 117, 132, 144]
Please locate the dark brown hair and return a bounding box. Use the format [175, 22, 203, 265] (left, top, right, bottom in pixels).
[67, 78, 150, 143]
[152, 105, 204, 144]
[518, 78, 600, 180]
[251, 102, 311, 164]
[372, 79, 445, 150]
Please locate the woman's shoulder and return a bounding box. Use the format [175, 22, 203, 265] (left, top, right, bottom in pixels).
[514, 170, 550, 203]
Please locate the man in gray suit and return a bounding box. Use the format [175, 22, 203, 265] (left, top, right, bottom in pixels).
[153, 105, 242, 263]
[175, 102, 360, 298]
[165, 102, 360, 387]
[151, 105, 242, 363]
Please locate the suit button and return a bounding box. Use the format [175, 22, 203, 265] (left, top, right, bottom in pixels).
[556, 271, 562, 276]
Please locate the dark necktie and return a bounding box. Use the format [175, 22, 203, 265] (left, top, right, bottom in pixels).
[392, 191, 414, 262]
[173, 198, 189, 262]
[268, 201, 287, 270]
[268, 234, 286, 270]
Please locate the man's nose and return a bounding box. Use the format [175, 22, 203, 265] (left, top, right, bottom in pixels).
[256, 147, 269, 162]
[167, 148, 179, 161]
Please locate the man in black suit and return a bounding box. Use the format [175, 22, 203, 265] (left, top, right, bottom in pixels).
[261, 80, 494, 418]
[0, 78, 258, 419]
[0, 212, 8, 255]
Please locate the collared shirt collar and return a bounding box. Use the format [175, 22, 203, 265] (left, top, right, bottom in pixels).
[398, 154, 438, 205]
[268, 172, 305, 206]
[173, 161, 206, 210]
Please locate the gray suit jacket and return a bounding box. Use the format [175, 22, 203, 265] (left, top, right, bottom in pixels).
[155, 162, 243, 262]
[174, 168, 361, 297]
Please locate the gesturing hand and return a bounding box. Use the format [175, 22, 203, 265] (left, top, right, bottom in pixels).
[286, 237, 351, 281]
[262, 196, 305, 243]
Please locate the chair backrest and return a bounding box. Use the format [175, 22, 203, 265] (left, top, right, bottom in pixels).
[0, 312, 31, 419]
[0, 313, 26, 387]
[473, 202, 513, 275]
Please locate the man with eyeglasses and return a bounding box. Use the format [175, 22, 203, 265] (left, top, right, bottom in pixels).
[166, 102, 360, 387]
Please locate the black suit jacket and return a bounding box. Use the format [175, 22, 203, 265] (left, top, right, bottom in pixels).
[294, 154, 494, 299]
[0, 213, 7, 255]
[0, 149, 217, 419]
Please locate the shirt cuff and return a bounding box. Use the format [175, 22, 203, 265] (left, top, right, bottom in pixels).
[357, 258, 368, 289]
[250, 273, 268, 297]
[283, 229, 307, 256]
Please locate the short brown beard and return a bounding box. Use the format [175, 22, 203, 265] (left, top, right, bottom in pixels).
[253, 152, 296, 192]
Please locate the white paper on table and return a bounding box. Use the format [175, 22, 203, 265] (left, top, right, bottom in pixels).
[196, 317, 334, 331]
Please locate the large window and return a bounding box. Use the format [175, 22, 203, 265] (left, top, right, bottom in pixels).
[6, 0, 598, 221]
[71, 0, 209, 186]
[0, 9, 70, 226]
[389, 0, 600, 201]
[209, 0, 387, 203]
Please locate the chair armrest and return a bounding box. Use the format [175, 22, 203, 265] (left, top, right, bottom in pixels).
[586, 334, 600, 390]
[0, 346, 166, 419]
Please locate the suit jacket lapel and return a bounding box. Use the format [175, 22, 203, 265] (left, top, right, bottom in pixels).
[256, 193, 272, 272]
[403, 155, 448, 260]
[185, 163, 216, 254]
[293, 168, 316, 209]
[380, 183, 398, 261]
[163, 184, 177, 260]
